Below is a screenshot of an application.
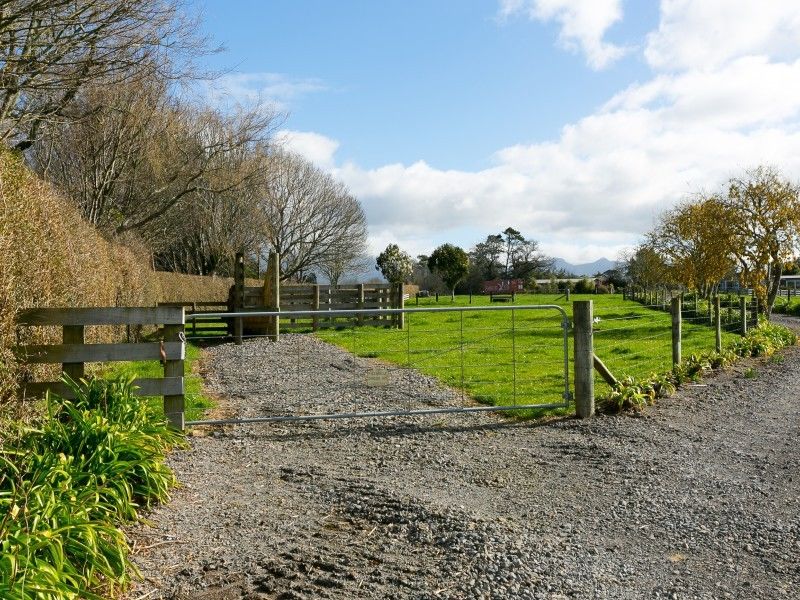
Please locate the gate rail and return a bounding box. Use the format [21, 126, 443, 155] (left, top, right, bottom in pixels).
[185, 304, 572, 427]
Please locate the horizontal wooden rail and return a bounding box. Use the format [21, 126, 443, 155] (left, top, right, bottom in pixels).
[15, 342, 184, 364]
[18, 307, 184, 326]
[22, 377, 184, 399]
[158, 301, 228, 307]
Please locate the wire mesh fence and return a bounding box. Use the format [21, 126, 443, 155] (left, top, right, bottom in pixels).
[185, 304, 572, 425]
[183, 292, 759, 423]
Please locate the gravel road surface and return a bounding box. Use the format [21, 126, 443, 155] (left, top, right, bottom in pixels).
[128, 332, 800, 599]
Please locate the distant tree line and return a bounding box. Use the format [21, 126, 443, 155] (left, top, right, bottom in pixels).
[2, 0, 368, 281]
[376, 227, 555, 300]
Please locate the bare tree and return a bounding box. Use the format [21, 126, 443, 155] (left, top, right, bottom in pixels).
[258, 151, 368, 282]
[317, 242, 370, 287]
[0, 0, 211, 149]
[33, 77, 277, 237]
[150, 148, 268, 275]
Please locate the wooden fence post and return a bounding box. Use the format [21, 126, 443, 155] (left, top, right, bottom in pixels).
[233, 252, 244, 345]
[397, 282, 405, 329]
[740, 296, 748, 336]
[358, 284, 365, 326]
[671, 296, 682, 368]
[264, 251, 280, 342]
[62, 325, 85, 382]
[312, 284, 320, 331]
[163, 308, 185, 430]
[573, 300, 594, 418]
[713, 295, 722, 352]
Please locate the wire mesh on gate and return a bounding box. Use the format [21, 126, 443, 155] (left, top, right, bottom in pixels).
[184, 304, 572, 425]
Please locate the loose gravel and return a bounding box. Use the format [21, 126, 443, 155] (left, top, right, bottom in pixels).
[128, 332, 800, 599]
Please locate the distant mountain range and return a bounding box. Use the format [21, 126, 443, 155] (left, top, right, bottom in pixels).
[551, 257, 616, 277]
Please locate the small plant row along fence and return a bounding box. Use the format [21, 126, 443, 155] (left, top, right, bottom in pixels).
[15, 307, 186, 429]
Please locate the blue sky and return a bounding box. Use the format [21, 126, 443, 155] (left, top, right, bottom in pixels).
[193, 1, 800, 264]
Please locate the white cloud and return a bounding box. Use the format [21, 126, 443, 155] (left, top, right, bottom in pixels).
[323, 49, 800, 262]
[203, 72, 326, 110]
[499, 0, 628, 69]
[260, 2, 800, 264]
[645, 0, 800, 71]
[275, 130, 340, 169]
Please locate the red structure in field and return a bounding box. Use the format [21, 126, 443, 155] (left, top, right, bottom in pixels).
[482, 279, 524, 294]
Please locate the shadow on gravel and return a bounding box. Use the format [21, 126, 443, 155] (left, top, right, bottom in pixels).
[195, 413, 577, 443]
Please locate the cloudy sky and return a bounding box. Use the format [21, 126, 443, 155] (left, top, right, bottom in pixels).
[195, 0, 800, 264]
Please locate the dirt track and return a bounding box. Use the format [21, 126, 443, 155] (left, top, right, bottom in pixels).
[128, 332, 800, 599]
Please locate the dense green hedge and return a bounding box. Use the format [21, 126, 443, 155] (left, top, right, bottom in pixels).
[0, 377, 182, 599]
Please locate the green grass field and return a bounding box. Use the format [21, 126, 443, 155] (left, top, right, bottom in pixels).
[317, 293, 739, 415]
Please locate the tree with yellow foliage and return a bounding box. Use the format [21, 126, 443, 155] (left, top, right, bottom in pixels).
[723, 167, 800, 316]
[648, 195, 735, 298]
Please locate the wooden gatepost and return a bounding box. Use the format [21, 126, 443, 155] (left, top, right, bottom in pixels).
[229, 251, 281, 342]
[263, 251, 280, 341]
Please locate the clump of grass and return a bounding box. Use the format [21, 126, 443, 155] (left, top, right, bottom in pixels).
[0, 376, 182, 598]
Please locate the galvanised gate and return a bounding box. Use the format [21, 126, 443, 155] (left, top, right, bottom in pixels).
[183, 304, 572, 427]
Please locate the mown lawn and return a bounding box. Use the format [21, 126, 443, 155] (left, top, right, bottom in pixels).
[317, 293, 739, 415]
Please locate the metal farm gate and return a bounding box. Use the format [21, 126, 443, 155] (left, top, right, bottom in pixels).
[183, 305, 572, 427]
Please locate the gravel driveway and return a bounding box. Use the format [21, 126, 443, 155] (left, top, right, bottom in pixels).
[128, 332, 800, 599]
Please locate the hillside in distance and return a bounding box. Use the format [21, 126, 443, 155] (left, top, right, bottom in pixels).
[551, 257, 616, 277]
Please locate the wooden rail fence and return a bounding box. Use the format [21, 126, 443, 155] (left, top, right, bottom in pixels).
[158, 301, 228, 337]
[15, 307, 186, 429]
[224, 251, 405, 343]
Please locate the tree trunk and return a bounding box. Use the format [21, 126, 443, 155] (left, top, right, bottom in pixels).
[766, 262, 783, 317]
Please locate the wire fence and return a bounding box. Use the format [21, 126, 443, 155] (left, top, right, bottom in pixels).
[593, 291, 759, 392]
[183, 292, 759, 419]
[185, 304, 572, 425]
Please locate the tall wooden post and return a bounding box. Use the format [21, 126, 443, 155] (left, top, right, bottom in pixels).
[740, 296, 748, 336]
[263, 251, 280, 342]
[163, 308, 185, 430]
[233, 252, 244, 345]
[358, 284, 365, 326]
[312, 284, 320, 331]
[396, 282, 405, 329]
[671, 297, 682, 368]
[714, 295, 722, 352]
[573, 300, 594, 418]
[62, 325, 85, 382]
